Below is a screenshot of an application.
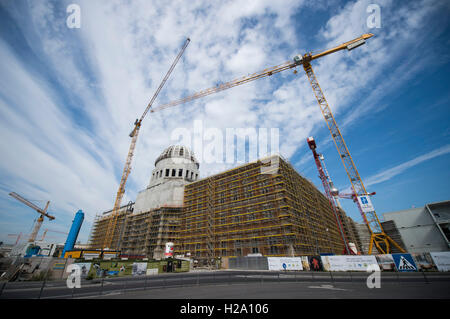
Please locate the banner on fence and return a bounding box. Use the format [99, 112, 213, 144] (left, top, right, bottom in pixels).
[75, 262, 92, 278]
[375, 254, 395, 271]
[430, 251, 450, 271]
[267, 257, 303, 271]
[82, 251, 101, 260]
[301, 256, 310, 271]
[411, 253, 437, 271]
[132, 262, 148, 276]
[321, 255, 379, 271]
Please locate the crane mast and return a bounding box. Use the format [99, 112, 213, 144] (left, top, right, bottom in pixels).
[102, 38, 190, 250]
[307, 137, 351, 254]
[302, 61, 404, 254]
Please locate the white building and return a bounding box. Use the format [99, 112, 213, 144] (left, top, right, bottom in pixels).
[383, 200, 450, 254]
[133, 145, 200, 213]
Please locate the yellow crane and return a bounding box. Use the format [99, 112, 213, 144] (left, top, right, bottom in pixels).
[150, 34, 405, 254]
[102, 38, 190, 250]
[9, 192, 54, 243]
[7, 233, 22, 245]
[39, 228, 68, 241]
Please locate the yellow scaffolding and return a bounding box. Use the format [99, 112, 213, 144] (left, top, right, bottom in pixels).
[176, 156, 348, 265]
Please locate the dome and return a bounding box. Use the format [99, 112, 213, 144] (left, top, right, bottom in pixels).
[154, 145, 199, 168]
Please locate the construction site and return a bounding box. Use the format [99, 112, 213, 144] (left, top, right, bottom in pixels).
[82, 34, 392, 264]
[1, 30, 449, 287]
[178, 155, 351, 262]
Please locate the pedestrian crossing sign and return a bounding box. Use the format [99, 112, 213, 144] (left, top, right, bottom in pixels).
[392, 254, 417, 272]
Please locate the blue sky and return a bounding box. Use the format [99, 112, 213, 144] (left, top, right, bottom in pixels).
[0, 0, 449, 246]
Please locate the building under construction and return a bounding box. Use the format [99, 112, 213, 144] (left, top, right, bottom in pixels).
[88, 145, 199, 258]
[89, 146, 360, 262]
[177, 155, 352, 265]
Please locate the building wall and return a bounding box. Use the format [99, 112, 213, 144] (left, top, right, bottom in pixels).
[133, 147, 200, 214]
[176, 155, 345, 265]
[88, 145, 198, 255]
[88, 203, 133, 250]
[134, 180, 186, 214]
[380, 220, 407, 253]
[120, 207, 182, 259]
[354, 223, 372, 255]
[383, 202, 450, 253]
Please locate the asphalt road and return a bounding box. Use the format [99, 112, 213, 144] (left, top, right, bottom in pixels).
[1, 270, 449, 299]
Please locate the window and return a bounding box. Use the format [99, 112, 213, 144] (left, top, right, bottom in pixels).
[195, 173, 198, 180]
[172, 169, 176, 177]
[179, 148, 184, 156]
[165, 169, 170, 177]
[252, 247, 259, 254]
[186, 170, 189, 178]
[191, 172, 194, 179]
[178, 169, 183, 177]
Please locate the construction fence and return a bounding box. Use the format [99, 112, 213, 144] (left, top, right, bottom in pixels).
[226, 252, 450, 272]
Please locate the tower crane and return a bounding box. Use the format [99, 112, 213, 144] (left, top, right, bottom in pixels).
[8, 233, 22, 245]
[39, 229, 68, 241]
[102, 38, 190, 250]
[149, 34, 405, 254]
[307, 136, 352, 255]
[9, 192, 54, 243]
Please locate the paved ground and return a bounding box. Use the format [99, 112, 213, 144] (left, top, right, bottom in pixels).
[93, 281, 450, 299]
[1, 270, 449, 299]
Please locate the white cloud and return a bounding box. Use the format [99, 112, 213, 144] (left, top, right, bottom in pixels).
[0, 0, 447, 244]
[365, 144, 450, 187]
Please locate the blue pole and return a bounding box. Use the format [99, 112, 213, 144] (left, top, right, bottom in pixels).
[61, 210, 84, 258]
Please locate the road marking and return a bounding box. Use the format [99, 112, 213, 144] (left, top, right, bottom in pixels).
[308, 284, 348, 291]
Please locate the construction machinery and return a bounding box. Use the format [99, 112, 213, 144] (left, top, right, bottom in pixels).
[7, 233, 22, 245]
[307, 136, 352, 255]
[149, 33, 404, 254]
[102, 38, 190, 250]
[39, 229, 68, 242]
[9, 192, 54, 243]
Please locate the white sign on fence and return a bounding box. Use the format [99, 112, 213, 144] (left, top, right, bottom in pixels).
[430, 252, 450, 271]
[321, 255, 380, 272]
[267, 257, 303, 271]
[132, 262, 148, 276]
